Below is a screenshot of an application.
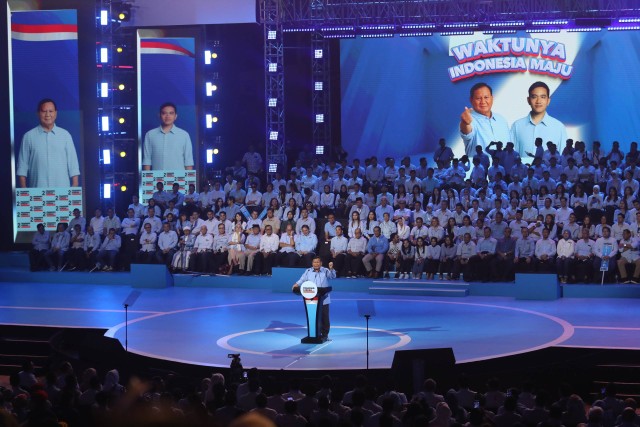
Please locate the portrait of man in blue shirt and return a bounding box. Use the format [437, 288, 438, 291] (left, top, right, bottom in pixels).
[142, 102, 194, 171]
[510, 81, 568, 159]
[17, 99, 80, 188]
[459, 82, 510, 157]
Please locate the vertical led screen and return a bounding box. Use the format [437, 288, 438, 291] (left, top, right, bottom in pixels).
[138, 36, 197, 202]
[10, 9, 82, 238]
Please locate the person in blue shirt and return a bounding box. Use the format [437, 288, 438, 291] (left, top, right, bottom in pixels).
[363, 226, 389, 278]
[460, 83, 510, 157]
[510, 81, 568, 159]
[30, 223, 50, 271]
[142, 102, 194, 171]
[292, 257, 336, 341]
[17, 99, 80, 188]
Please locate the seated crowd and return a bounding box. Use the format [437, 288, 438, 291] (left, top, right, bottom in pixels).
[2, 358, 637, 427]
[28, 137, 640, 283]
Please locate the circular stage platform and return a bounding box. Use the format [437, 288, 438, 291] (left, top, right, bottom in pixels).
[106, 296, 573, 370]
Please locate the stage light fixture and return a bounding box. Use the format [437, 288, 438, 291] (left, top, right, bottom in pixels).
[314, 82, 323, 91]
[103, 149, 112, 165]
[268, 30, 277, 40]
[100, 10, 108, 26]
[269, 131, 279, 140]
[118, 117, 125, 124]
[116, 46, 123, 53]
[269, 163, 278, 173]
[212, 52, 218, 59]
[620, 18, 640, 23]
[268, 98, 277, 107]
[268, 63, 277, 72]
[204, 50, 212, 65]
[119, 151, 126, 158]
[206, 149, 214, 164]
[211, 116, 219, 123]
[100, 82, 108, 98]
[100, 47, 108, 63]
[103, 184, 112, 199]
[101, 116, 110, 132]
[205, 114, 216, 129]
[206, 82, 217, 96]
[316, 145, 325, 155]
[314, 49, 323, 59]
[315, 114, 324, 123]
[213, 148, 219, 155]
[121, 185, 127, 192]
[116, 5, 131, 22]
[118, 84, 125, 90]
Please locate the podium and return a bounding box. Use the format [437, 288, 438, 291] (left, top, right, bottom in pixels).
[293, 280, 331, 344]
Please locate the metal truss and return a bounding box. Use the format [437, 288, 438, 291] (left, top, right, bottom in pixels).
[262, 0, 287, 182]
[272, 0, 640, 28]
[311, 31, 332, 159]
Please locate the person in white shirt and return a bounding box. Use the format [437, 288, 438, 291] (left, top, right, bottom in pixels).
[556, 230, 575, 283]
[245, 183, 262, 212]
[156, 222, 178, 267]
[44, 223, 70, 271]
[192, 225, 213, 273]
[89, 209, 105, 237]
[257, 224, 280, 275]
[617, 229, 640, 283]
[137, 223, 157, 264]
[142, 208, 163, 234]
[346, 228, 367, 278]
[328, 225, 349, 277]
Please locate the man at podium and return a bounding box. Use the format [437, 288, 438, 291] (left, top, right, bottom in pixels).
[292, 257, 336, 341]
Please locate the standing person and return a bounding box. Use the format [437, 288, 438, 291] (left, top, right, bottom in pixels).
[292, 257, 336, 341]
[459, 83, 510, 157]
[142, 102, 194, 170]
[17, 98, 80, 188]
[510, 82, 568, 158]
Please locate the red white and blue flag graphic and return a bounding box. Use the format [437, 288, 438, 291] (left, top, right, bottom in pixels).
[140, 39, 195, 57]
[11, 10, 78, 42]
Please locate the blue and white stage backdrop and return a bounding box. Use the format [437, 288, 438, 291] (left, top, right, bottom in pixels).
[341, 30, 640, 162]
[10, 9, 82, 234]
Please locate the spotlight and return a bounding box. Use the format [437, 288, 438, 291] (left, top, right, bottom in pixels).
[119, 151, 126, 158]
[316, 145, 325, 155]
[314, 49, 323, 59]
[116, 46, 123, 53]
[268, 98, 277, 107]
[268, 163, 278, 173]
[206, 149, 214, 164]
[118, 117, 125, 124]
[103, 183, 112, 199]
[269, 131, 279, 140]
[212, 116, 219, 123]
[116, 4, 131, 22]
[268, 30, 277, 40]
[118, 84, 125, 90]
[206, 82, 217, 96]
[120, 185, 127, 192]
[212, 52, 218, 59]
[100, 82, 108, 98]
[103, 149, 112, 165]
[314, 82, 323, 91]
[204, 50, 212, 64]
[315, 114, 324, 123]
[213, 148, 219, 155]
[100, 47, 108, 63]
[100, 10, 108, 26]
[268, 63, 277, 72]
[206, 114, 213, 129]
[101, 116, 110, 132]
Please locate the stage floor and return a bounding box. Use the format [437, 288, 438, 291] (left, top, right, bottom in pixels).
[1, 281, 639, 370]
